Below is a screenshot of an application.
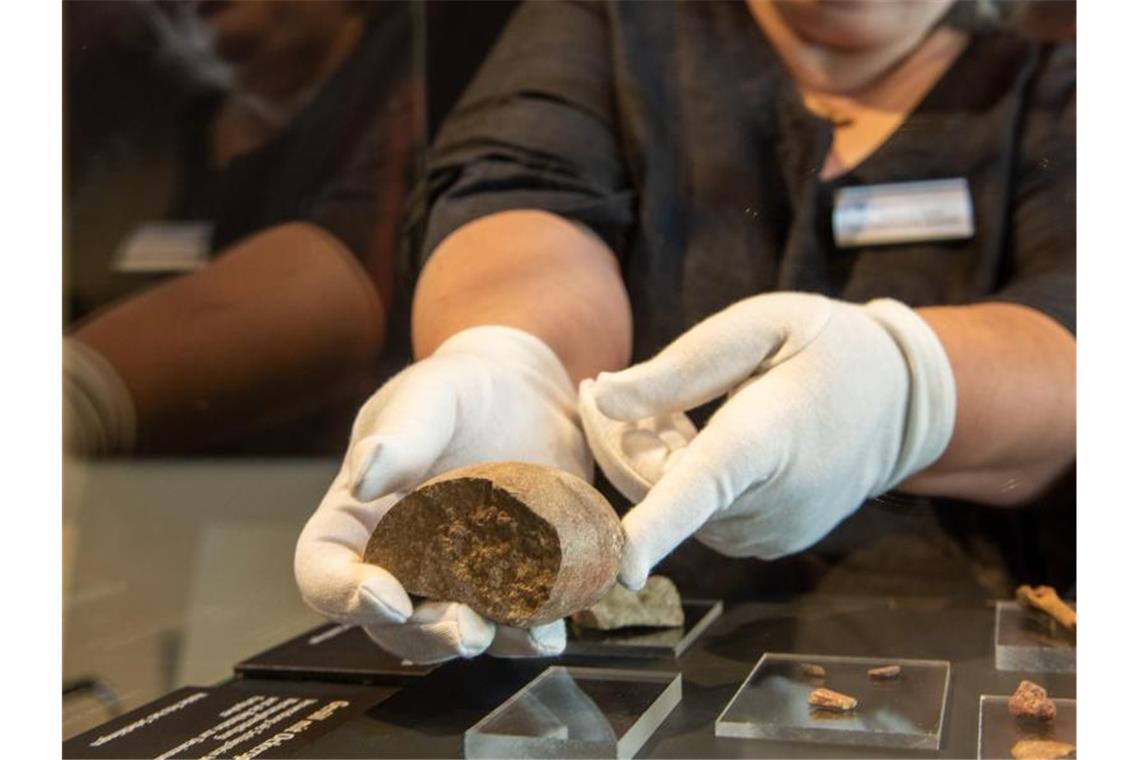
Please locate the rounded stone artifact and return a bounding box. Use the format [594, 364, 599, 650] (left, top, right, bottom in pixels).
[363, 461, 625, 627]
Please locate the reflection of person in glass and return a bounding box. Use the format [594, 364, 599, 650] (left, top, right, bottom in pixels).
[65, 1, 417, 455]
[296, 0, 1074, 665]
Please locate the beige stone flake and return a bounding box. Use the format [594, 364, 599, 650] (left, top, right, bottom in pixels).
[799, 663, 827, 679]
[1015, 585, 1076, 633]
[1010, 738, 1076, 759]
[808, 687, 857, 712]
[868, 664, 901, 681]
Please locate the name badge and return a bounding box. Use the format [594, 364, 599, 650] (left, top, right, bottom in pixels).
[113, 221, 213, 273]
[832, 178, 974, 248]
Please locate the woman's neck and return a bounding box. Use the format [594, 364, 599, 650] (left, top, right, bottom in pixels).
[747, 1, 969, 180]
[747, 0, 943, 95]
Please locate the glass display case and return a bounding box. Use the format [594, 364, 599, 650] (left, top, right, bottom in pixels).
[61, 2, 1078, 757]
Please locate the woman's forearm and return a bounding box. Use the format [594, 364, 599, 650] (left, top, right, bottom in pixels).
[413, 210, 633, 382]
[901, 302, 1076, 505]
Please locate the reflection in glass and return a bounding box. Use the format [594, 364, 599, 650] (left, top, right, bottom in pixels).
[64, 1, 425, 456]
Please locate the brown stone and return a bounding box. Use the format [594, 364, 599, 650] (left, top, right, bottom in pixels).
[1008, 680, 1057, 721]
[808, 687, 857, 712]
[1011, 739, 1076, 759]
[799, 663, 827, 679]
[570, 575, 684, 630]
[1016, 585, 1076, 633]
[363, 462, 624, 627]
[868, 664, 901, 681]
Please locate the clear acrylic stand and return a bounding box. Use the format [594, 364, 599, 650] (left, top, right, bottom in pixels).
[234, 622, 435, 682]
[977, 694, 1076, 759]
[464, 666, 681, 759]
[715, 652, 951, 750]
[994, 601, 1076, 673]
[565, 599, 722, 658]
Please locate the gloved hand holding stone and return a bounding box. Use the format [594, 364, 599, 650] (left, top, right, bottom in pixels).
[296, 325, 591, 664]
[580, 293, 957, 590]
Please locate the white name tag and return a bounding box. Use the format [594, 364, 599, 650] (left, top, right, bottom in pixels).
[113, 221, 213, 273]
[832, 178, 974, 248]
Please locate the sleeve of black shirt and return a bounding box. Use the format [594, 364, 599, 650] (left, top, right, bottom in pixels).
[420, 0, 635, 270]
[983, 42, 1076, 335]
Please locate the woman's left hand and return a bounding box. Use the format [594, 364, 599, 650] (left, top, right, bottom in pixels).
[580, 292, 957, 590]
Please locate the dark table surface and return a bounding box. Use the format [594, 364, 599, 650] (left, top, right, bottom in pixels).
[247, 595, 1075, 759]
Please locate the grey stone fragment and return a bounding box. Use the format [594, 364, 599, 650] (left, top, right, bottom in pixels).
[570, 575, 684, 630]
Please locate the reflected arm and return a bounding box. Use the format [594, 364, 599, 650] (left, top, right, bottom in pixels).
[71, 222, 386, 451]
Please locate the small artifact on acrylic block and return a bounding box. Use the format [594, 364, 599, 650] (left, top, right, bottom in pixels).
[799, 663, 827, 679]
[570, 574, 684, 630]
[867, 664, 901, 681]
[363, 461, 624, 627]
[808, 687, 858, 713]
[1008, 680, 1057, 722]
[1015, 585, 1076, 634]
[1010, 738, 1076, 759]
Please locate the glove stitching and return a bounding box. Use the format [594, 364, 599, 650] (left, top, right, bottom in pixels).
[358, 584, 410, 623]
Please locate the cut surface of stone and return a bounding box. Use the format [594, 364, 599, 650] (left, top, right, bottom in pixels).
[364, 462, 624, 627]
[1011, 739, 1076, 759]
[569, 575, 683, 630]
[799, 663, 827, 679]
[1008, 680, 1057, 721]
[868, 664, 901, 681]
[808, 687, 857, 712]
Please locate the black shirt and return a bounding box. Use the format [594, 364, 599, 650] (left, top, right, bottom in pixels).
[423, 0, 1075, 365]
[421, 1, 1076, 599]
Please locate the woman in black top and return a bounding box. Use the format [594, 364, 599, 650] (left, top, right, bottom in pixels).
[295, 1, 1075, 664]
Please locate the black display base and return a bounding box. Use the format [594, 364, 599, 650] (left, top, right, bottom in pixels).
[235, 623, 436, 684]
[62, 679, 397, 759]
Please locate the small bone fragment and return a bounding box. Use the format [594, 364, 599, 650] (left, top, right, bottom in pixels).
[868, 664, 901, 681]
[1016, 585, 1076, 632]
[1011, 739, 1076, 759]
[1008, 680, 1057, 721]
[808, 687, 857, 712]
[799, 663, 827, 679]
[570, 575, 684, 630]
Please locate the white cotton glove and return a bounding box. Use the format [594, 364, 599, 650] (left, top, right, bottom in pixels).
[295, 325, 591, 664]
[579, 293, 956, 590]
[63, 338, 137, 457]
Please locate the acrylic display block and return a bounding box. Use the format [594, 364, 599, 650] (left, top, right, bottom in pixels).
[994, 601, 1076, 673]
[715, 652, 951, 750]
[977, 694, 1076, 759]
[565, 599, 722, 658]
[464, 666, 682, 759]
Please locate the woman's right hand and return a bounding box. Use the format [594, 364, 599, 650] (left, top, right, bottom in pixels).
[294, 325, 591, 664]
